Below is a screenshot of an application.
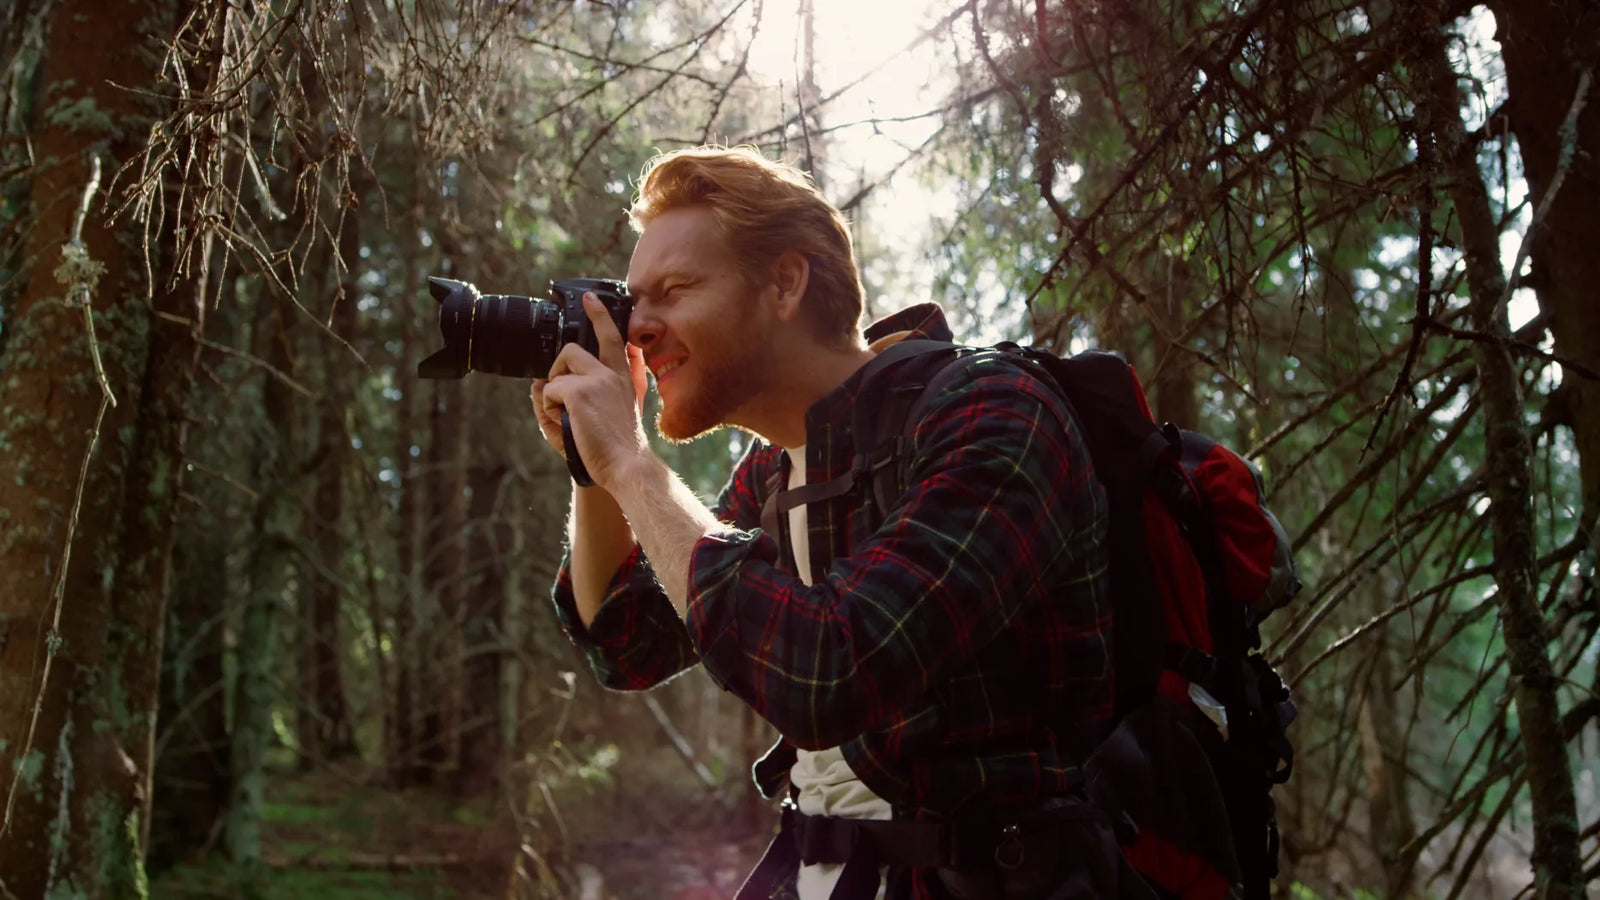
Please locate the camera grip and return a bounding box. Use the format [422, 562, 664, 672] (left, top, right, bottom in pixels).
[561, 410, 596, 487]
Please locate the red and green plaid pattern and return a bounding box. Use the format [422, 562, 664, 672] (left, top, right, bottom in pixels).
[552, 304, 1114, 829]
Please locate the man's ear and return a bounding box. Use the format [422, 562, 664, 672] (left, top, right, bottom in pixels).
[768, 250, 810, 323]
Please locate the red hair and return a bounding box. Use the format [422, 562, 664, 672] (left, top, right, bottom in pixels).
[630, 146, 864, 346]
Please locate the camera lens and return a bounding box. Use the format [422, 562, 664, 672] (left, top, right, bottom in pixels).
[472, 293, 563, 379]
[417, 276, 628, 381]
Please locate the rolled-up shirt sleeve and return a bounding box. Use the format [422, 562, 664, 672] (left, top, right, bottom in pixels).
[550, 441, 779, 691]
[684, 360, 1104, 751]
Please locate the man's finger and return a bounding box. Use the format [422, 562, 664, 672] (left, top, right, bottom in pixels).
[549, 339, 603, 379]
[539, 376, 570, 415]
[584, 293, 629, 372]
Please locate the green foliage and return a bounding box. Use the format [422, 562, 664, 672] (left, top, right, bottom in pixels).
[151, 856, 455, 900]
[573, 742, 620, 789]
[260, 801, 335, 827]
[155, 768, 481, 899]
[1287, 883, 1382, 900]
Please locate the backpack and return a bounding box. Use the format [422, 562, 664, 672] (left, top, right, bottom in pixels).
[834, 338, 1301, 900]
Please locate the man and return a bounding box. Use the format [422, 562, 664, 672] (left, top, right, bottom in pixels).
[532, 146, 1118, 899]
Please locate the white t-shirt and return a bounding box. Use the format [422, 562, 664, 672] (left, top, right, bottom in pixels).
[784, 446, 892, 900]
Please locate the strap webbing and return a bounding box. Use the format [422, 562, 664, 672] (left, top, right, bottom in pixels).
[769, 340, 967, 538]
[776, 467, 864, 514]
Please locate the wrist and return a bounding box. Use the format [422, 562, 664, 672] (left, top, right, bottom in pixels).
[598, 444, 662, 496]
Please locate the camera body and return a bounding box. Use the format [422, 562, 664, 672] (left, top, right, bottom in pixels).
[417, 276, 632, 381]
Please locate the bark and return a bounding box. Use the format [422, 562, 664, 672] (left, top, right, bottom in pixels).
[1150, 256, 1199, 431]
[416, 379, 469, 783]
[391, 375, 422, 785]
[224, 288, 300, 873]
[1355, 591, 1419, 898]
[1416, 10, 1584, 898]
[796, 0, 828, 187]
[105, 228, 207, 863]
[0, 0, 177, 893]
[107, 5, 224, 840]
[455, 464, 510, 796]
[389, 187, 427, 787]
[1489, 0, 1600, 534]
[290, 21, 362, 771]
[296, 197, 362, 770]
[148, 527, 231, 872]
[148, 143, 240, 872]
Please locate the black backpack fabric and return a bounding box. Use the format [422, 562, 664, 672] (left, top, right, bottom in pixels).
[801, 338, 1302, 900]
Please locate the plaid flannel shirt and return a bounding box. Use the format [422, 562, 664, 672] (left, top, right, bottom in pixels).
[552, 303, 1113, 887]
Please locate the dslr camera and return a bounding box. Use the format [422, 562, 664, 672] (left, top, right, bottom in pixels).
[418, 276, 632, 485]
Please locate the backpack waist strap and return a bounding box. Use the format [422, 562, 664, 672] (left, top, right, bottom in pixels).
[783, 796, 1107, 869]
[784, 804, 950, 868]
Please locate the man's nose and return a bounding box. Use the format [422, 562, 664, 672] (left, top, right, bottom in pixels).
[627, 304, 660, 348]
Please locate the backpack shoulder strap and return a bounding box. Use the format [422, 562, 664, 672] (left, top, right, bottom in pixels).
[865, 342, 1006, 517]
[764, 340, 968, 531]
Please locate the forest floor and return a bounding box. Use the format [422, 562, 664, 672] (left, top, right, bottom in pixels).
[149, 759, 772, 900]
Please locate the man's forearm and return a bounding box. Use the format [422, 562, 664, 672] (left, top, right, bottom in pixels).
[606, 453, 727, 618]
[567, 483, 638, 626]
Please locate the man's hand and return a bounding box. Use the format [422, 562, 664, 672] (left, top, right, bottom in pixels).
[531, 293, 652, 489]
[532, 295, 728, 617]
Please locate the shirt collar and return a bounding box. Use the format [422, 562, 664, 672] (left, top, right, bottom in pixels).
[862, 302, 953, 344]
[804, 303, 954, 434]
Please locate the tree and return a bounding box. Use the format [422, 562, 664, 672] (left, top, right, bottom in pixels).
[0, 0, 206, 893]
[1414, 5, 1581, 892]
[1490, 0, 1600, 536]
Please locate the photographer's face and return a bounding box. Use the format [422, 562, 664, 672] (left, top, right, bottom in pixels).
[627, 206, 777, 441]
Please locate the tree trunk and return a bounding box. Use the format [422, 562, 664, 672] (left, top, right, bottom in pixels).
[416, 380, 469, 783]
[107, 48, 223, 850]
[1354, 585, 1419, 898]
[1490, 0, 1600, 535]
[224, 288, 300, 874]
[297, 197, 362, 771]
[149, 233, 238, 874]
[392, 369, 422, 785]
[390, 185, 428, 787]
[0, 0, 176, 893]
[796, 0, 828, 186]
[1150, 255, 1199, 431]
[456, 464, 510, 795]
[1416, 11, 1584, 897]
[148, 525, 232, 872]
[105, 223, 208, 862]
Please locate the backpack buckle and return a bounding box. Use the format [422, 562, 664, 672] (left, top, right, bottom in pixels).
[993, 823, 1025, 870]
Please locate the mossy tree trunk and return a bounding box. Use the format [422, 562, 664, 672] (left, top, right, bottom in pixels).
[1416, 7, 1584, 898]
[224, 286, 300, 876]
[0, 0, 195, 894]
[107, 0, 227, 848]
[1354, 583, 1419, 899]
